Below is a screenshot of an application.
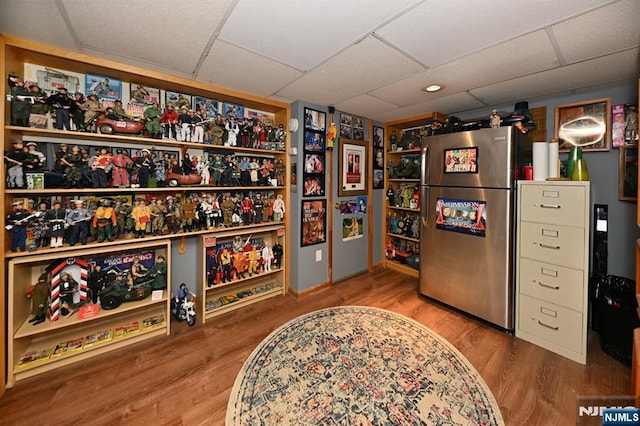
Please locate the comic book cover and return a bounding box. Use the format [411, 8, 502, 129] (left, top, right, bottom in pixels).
[142, 314, 166, 330]
[113, 321, 139, 339]
[16, 347, 54, 369]
[51, 337, 84, 358]
[83, 329, 113, 349]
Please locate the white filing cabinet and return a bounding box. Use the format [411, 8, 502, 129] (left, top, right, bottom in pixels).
[516, 181, 590, 364]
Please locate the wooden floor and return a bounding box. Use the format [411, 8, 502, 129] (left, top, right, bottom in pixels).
[0, 268, 630, 425]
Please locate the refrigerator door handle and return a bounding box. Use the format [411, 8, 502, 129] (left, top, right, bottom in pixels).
[421, 146, 430, 226]
[421, 186, 429, 226]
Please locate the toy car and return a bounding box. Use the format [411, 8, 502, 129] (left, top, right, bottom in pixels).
[97, 116, 145, 135]
[166, 171, 202, 187]
[100, 276, 153, 310]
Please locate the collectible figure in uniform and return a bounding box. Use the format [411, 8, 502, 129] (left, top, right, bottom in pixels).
[261, 242, 274, 272]
[165, 196, 180, 234]
[66, 200, 91, 246]
[9, 76, 32, 127]
[272, 240, 283, 269]
[32, 201, 49, 248]
[150, 197, 167, 235]
[131, 198, 151, 238]
[247, 245, 261, 276]
[28, 275, 49, 325]
[241, 196, 253, 226]
[191, 110, 205, 143]
[144, 102, 162, 139]
[88, 265, 107, 304]
[161, 104, 178, 140]
[91, 148, 113, 188]
[5, 140, 27, 188]
[93, 198, 117, 242]
[7, 201, 29, 252]
[273, 194, 285, 222]
[46, 87, 74, 131]
[127, 257, 149, 289]
[220, 248, 233, 283]
[253, 193, 264, 224]
[134, 149, 154, 188]
[181, 196, 196, 232]
[61, 145, 84, 188]
[225, 117, 239, 146]
[112, 149, 133, 187]
[59, 273, 79, 316]
[44, 200, 66, 247]
[114, 198, 130, 239]
[151, 255, 167, 290]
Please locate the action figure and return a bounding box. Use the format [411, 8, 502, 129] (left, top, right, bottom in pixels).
[261, 242, 274, 272]
[9, 76, 32, 127]
[627, 105, 638, 142]
[81, 94, 102, 131]
[131, 198, 151, 238]
[28, 275, 49, 325]
[385, 241, 396, 260]
[233, 247, 247, 279]
[87, 265, 107, 304]
[247, 245, 261, 276]
[90, 147, 113, 188]
[44, 200, 66, 247]
[390, 213, 399, 234]
[61, 145, 84, 188]
[93, 198, 117, 243]
[59, 273, 80, 316]
[219, 248, 233, 283]
[191, 109, 205, 143]
[66, 199, 91, 246]
[225, 117, 239, 146]
[275, 123, 286, 151]
[112, 149, 133, 187]
[46, 87, 74, 130]
[161, 104, 178, 140]
[389, 130, 398, 151]
[150, 255, 167, 290]
[490, 109, 501, 128]
[150, 197, 167, 235]
[253, 193, 264, 224]
[5, 140, 27, 188]
[144, 102, 162, 139]
[7, 201, 30, 252]
[272, 240, 283, 269]
[133, 148, 154, 188]
[114, 198, 131, 239]
[127, 256, 149, 289]
[153, 150, 167, 188]
[177, 106, 191, 142]
[326, 122, 337, 150]
[197, 155, 210, 185]
[165, 196, 180, 234]
[241, 195, 253, 225]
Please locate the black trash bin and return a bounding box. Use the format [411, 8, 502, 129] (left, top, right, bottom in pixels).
[591, 273, 640, 366]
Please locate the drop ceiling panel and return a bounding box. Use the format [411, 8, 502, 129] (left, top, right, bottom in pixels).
[197, 40, 302, 98]
[375, 0, 613, 67]
[62, 0, 233, 75]
[370, 30, 558, 106]
[218, 0, 420, 71]
[552, 0, 640, 63]
[469, 47, 640, 105]
[334, 94, 399, 119]
[0, 2, 75, 53]
[276, 36, 424, 107]
[373, 92, 486, 123]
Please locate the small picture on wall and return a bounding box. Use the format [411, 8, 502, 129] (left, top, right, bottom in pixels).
[194, 96, 220, 118]
[130, 83, 160, 106]
[85, 74, 121, 100]
[304, 108, 326, 132]
[301, 199, 326, 247]
[165, 91, 192, 110]
[304, 154, 324, 174]
[342, 216, 363, 241]
[303, 175, 325, 197]
[223, 102, 245, 120]
[304, 131, 325, 152]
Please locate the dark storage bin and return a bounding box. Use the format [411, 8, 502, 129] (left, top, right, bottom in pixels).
[591, 273, 640, 366]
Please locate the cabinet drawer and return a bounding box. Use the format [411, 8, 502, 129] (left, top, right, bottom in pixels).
[520, 222, 585, 269]
[518, 258, 584, 312]
[520, 184, 586, 227]
[518, 294, 584, 354]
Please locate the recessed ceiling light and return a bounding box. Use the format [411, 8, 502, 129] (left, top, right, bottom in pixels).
[424, 84, 443, 92]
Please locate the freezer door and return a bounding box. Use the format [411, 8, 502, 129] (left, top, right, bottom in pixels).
[423, 127, 515, 189]
[419, 186, 514, 329]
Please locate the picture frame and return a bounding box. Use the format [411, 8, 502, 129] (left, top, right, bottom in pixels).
[130, 83, 160, 106]
[304, 131, 325, 152]
[304, 108, 326, 132]
[339, 139, 367, 196]
[194, 96, 220, 118]
[304, 153, 325, 174]
[619, 144, 638, 201]
[303, 174, 325, 197]
[555, 98, 611, 152]
[165, 91, 192, 110]
[373, 126, 384, 149]
[222, 102, 245, 120]
[85, 73, 121, 100]
[301, 199, 326, 247]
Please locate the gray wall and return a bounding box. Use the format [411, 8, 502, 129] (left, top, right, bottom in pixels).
[372, 120, 384, 266]
[455, 80, 640, 279]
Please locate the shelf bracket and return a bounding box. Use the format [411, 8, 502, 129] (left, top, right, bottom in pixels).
[178, 236, 186, 254]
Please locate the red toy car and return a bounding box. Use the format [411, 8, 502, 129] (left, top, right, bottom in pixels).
[166, 172, 202, 187]
[97, 116, 145, 135]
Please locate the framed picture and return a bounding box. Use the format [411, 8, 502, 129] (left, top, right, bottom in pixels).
[619, 144, 638, 201]
[194, 96, 220, 118]
[223, 102, 245, 120]
[301, 199, 326, 247]
[166, 91, 192, 110]
[555, 98, 611, 152]
[303, 174, 325, 197]
[304, 108, 326, 132]
[304, 131, 325, 152]
[373, 126, 384, 149]
[304, 153, 324, 174]
[245, 108, 275, 126]
[130, 83, 160, 106]
[85, 73, 121, 100]
[339, 140, 367, 196]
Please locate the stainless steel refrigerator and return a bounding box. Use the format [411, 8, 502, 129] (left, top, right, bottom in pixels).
[419, 126, 530, 330]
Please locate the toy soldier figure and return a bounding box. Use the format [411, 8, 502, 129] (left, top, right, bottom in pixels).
[113, 99, 127, 119]
[44, 200, 66, 248]
[221, 194, 234, 227]
[46, 87, 74, 130]
[210, 194, 222, 228]
[32, 201, 49, 248]
[150, 255, 167, 290]
[272, 240, 283, 269]
[66, 199, 91, 246]
[239, 118, 252, 148]
[112, 149, 133, 187]
[87, 265, 107, 304]
[274, 158, 285, 186]
[114, 198, 130, 239]
[233, 247, 247, 279]
[253, 193, 264, 224]
[154, 150, 167, 187]
[28, 275, 49, 325]
[177, 106, 191, 142]
[8, 76, 32, 127]
[7, 200, 29, 252]
[26, 142, 46, 168]
[225, 116, 239, 146]
[211, 154, 224, 186]
[191, 109, 205, 143]
[150, 197, 167, 235]
[247, 245, 261, 276]
[232, 194, 242, 226]
[241, 195, 253, 225]
[5, 140, 27, 188]
[91, 147, 113, 188]
[219, 248, 233, 283]
[59, 273, 79, 316]
[61, 145, 84, 188]
[275, 123, 287, 151]
[134, 148, 154, 188]
[273, 194, 285, 222]
[211, 115, 225, 145]
[261, 242, 274, 272]
[238, 156, 250, 186]
[165, 196, 180, 234]
[181, 196, 196, 232]
[93, 198, 117, 243]
[161, 104, 178, 140]
[131, 198, 151, 238]
[143, 102, 162, 139]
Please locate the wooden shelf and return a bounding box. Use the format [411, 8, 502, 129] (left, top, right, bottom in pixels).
[386, 233, 419, 243]
[206, 268, 283, 292]
[204, 284, 283, 319]
[387, 206, 420, 212]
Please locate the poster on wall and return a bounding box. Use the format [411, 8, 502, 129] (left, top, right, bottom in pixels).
[342, 216, 363, 241]
[435, 198, 486, 237]
[194, 96, 221, 117]
[245, 108, 274, 126]
[223, 102, 245, 120]
[85, 73, 122, 100]
[24, 63, 84, 95]
[166, 91, 192, 110]
[130, 83, 160, 106]
[301, 199, 326, 247]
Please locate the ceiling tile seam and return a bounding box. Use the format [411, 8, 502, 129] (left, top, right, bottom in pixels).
[544, 26, 566, 66]
[418, 1, 625, 72]
[370, 32, 430, 69]
[192, 0, 239, 79]
[457, 45, 640, 100]
[464, 91, 489, 108]
[55, 0, 82, 52]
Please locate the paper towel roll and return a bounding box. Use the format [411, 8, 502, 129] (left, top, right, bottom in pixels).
[532, 141, 549, 181]
[548, 142, 559, 178]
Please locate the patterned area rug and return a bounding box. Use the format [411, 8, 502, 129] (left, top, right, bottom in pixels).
[227, 306, 504, 425]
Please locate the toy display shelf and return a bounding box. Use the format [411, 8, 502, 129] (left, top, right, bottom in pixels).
[204, 280, 284, 320]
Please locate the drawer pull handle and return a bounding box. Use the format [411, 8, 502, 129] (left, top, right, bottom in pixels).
[540, 204, 561, 209]
[539, 243, 560, 250]
[537, 320, 559, 331]
[538, 281, 560, 290]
